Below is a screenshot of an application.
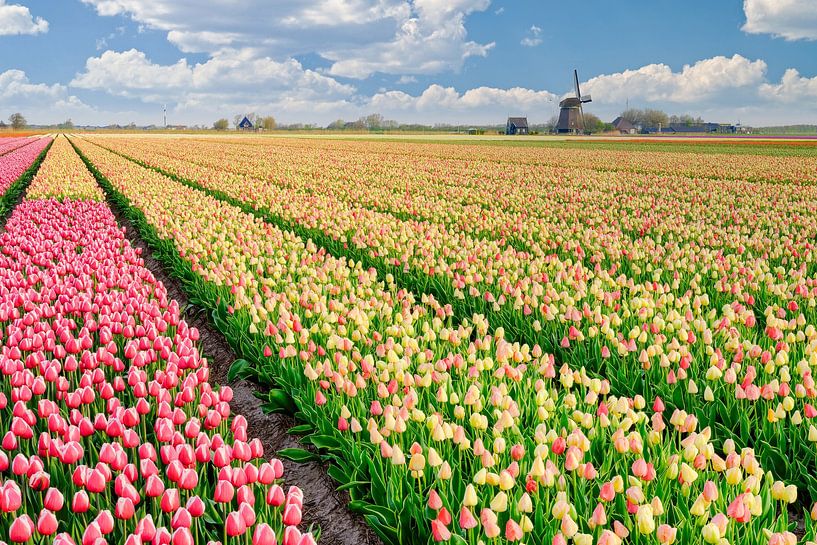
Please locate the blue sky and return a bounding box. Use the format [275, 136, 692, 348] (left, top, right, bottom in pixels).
[1, 0, 816, 126]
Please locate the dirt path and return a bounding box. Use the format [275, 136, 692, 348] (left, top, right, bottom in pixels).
[104, 192, 382, 545]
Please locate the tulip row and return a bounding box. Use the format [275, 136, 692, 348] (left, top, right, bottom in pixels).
[0, 138, 315, 545]
[26, 136, 105, 201]
[0, 137, 52, 197]
[71, 135, 817, 544]
[0, 137, 35, 158]
[82, 135, 817, 500]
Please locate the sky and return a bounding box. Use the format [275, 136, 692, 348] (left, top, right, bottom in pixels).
[0, 0, 816, 127]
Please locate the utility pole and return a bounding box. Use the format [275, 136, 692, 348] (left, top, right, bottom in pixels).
[163, 104, 167, 128]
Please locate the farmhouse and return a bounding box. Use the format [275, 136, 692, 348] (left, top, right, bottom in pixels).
[506, 117, 529, 135]
[612, 116, 637, 134]
[238, 116, 254, 130]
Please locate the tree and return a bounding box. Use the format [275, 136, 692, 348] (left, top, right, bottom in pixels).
[618, 108, 669, 129]
[581, 112, 606, 134]
[8, 113, 26, 130]
[58, 119, 74, 130]
[259, 116, 276, 130]
[543, 114, 560, 133]
[327, 119, 345, 130]
[642, 109, 669, 128]
[213, 118, 229, 130]
[364, 113, 384, 130]
[669, 114, 704, 125]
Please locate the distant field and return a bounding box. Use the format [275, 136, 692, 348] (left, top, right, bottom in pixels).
[81, 130, 817, 157]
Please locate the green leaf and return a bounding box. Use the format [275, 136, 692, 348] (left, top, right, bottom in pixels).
[227, 359, 253, 382]
[363, 514, 399, 545]
[287, 424, 313, 435]
[326, 464, 349, 484]
[308, 434, 342, 451]
[336, 480, 369, 492]
[348, 501, 396, 526]
[261, 389, 296, 414]
[276, 448, 320, 463]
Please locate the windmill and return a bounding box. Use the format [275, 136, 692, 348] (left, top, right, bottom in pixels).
[555, 69, 592, 134]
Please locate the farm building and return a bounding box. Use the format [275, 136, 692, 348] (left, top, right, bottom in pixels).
[238, 116, 254, 130]
[642, 122, 736, 134]
[612, 116, 637, 134]
[506, 117, 529, 135]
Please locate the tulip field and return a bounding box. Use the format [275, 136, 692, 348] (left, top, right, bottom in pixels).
[0, 136, 314, 545]
[2, 133, 817, 545]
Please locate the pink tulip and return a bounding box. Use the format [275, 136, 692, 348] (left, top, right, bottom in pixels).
[430, 519, 451, 542]
[225, 512, 246, 537]
[37, 509, 59, 535]
[72, 491, 90, 513]
[252, 523, 276, 545]
[9, 515, 34, 543]
[171, 528, 193, 545]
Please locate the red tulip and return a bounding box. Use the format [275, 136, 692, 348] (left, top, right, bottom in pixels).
[72, 491, 90, 513]
[81, 522, 102, 545]
[86, 469, 107, 493]
[145, 475, 164, 497]
[171, 528, 193, 545]
[37, 509, 59, 535]
[186, 496, 205, 518]
[136, 515, 157, 541]
[1, 483, 22, 512]
[116, 498, 136, 520]
[430, 519, 451, 542]
[214, 480, 234, 503]
[225, 512, 246, 537]
[171, 508, 192, 530]
[252, 523, 276, 545]
[282, 504, 302, 526]
[281, 527, 301, 545]
[44, 488, 65, 511]
[95, 510, 114, 534]
[160, 489, 180, 513]
[239, 502, 256, 526]
[266, 484, 285, 507]
[9, 515, 34, 543]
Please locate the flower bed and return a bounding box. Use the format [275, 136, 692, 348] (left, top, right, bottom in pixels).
[72, 136, 815, 545]
[0, 141, 315, 545]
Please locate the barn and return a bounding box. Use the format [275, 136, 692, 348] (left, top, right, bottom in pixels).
[238, 116, 254, 130]
[612, 116, 637, 134]
[506, 117, 529, 135]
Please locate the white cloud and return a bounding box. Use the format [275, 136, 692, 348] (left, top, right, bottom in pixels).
[368, 84, 557, 122]
[759, 68, 817, 102]
[0, 0, 48, 35]
[0, 69, 97, 123]
[79, 0, 493, 79]
[742, 0, 817, 40]
[581, 54, 767, 104]
[520, 25, 542, 47]
[71, 48, 355, 112]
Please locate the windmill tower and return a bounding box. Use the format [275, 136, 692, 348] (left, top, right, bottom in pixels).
[555, 69, 592, 134]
